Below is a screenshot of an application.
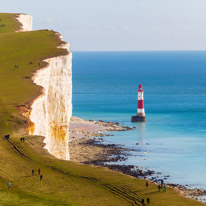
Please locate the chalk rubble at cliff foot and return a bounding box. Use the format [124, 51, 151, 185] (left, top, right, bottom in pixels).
[16, 14, 72, 160]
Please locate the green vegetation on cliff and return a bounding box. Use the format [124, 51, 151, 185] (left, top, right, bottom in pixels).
[0, 14, 67, 135]
[0, 13, 19, 33]
[0, 13, 204, 206]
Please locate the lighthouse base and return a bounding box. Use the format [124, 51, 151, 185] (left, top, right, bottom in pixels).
[131, 116, 146, 122]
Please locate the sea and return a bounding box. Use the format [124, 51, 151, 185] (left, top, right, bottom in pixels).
[72, 51, 206, 190]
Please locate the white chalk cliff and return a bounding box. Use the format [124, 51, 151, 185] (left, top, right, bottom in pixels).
[16, 14, 72, 160]
[16, 14, 33, 31]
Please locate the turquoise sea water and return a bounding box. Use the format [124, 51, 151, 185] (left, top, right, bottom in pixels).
[72, 51, 206, 189]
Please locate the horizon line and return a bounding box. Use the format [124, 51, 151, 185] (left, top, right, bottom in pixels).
[71, 50, 206, 52]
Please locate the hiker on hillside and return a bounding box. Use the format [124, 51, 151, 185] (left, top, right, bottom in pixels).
[22, 137, 25, 142]
[160, 179, 163, 186]
[40, 175, 43, 181]
[32, 169, 34, 176]
[146, 181, 148, 190]
[158, 184, 161, 192]
[38, 169, 41, 175]
[147, 197, 150, 204]
[163, 184, 166, 192]
[141, 198, 145, 205]
[8, 182, 11, 189]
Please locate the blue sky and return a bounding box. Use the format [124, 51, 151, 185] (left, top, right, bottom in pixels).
[2, 0, 206, 51]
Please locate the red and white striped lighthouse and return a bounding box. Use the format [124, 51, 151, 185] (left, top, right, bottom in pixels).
[131, 84, 146, 122]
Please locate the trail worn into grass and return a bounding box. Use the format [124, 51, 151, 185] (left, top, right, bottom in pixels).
[47, 165, 143, 206]
[4, 135, 143, 205]
[2, 133, 204, 206]
[2, 136, 31, 160]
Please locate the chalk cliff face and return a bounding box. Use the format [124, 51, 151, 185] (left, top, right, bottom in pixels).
[16, 15, 72, 160]
[16, 14, 33, 31]
[29, 45, 72, 160]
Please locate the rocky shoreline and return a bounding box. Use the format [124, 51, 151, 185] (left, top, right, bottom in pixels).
[69, 116, 133, 163]
[69, 116, 206, 203]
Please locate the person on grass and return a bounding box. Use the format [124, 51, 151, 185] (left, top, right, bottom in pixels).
[147, 197, 150, 204]
[146, 181, 149, 190]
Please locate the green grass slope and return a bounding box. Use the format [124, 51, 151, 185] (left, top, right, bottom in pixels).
[0, 13, 19, 33]
[0, 13, 204, 205]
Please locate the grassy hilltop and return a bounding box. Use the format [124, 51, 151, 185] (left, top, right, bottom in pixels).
[0, 13, 204, 206]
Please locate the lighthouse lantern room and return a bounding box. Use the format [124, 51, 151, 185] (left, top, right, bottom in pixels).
[131, 84, 146, 122]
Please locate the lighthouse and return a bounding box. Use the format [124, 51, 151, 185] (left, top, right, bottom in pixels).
[131, 84, 146, 122]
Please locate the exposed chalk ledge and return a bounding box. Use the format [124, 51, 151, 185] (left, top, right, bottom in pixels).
[16, 13, 33, 32]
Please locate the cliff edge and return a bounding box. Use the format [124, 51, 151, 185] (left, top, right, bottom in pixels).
[16, 15, 72, 160]
[16, 14, 32, 31]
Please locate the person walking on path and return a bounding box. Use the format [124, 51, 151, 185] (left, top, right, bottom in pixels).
[158, 184, 161, 192]
[147, 198, 150, 204]
[146, 181, 148, 190]
[32, 169, 34, 176]
[40, 175, 43, 181]
[8, 182, 11, 189]
[38, 169, 41, 175]
[141, 198, 145, 205]
[163, 184, 166, 192]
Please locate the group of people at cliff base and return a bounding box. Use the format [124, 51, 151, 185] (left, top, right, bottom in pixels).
[146, 179, 166, 192]
[142, 180, 166, 205]
[158, 179, 166, 192]
[141, 197, 150, 205]
[32, 168, 43, 181]
[158, 183, 166, 192]
[7, 168, 43, 190]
